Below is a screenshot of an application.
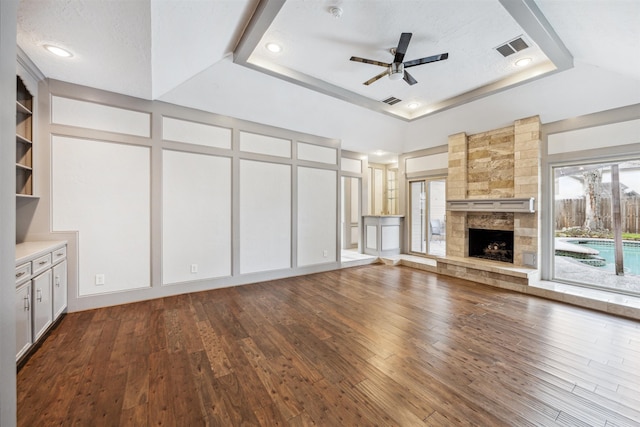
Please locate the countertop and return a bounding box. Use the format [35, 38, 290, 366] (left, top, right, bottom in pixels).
[16, 241, 67, 265]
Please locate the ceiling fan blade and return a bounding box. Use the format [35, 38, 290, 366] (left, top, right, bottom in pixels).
[364, 70, 389, 85]
[403, 53, 448, 68]
[403, 71, 418, 85]
[350, 56, 390, 68]
[394, 32, 412, 63]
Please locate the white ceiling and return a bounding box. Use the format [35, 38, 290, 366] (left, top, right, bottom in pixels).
[16, 0, 640, 163]
[242, 0, 567, 121]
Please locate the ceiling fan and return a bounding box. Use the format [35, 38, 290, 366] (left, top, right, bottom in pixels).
[350, 33, 448, 86]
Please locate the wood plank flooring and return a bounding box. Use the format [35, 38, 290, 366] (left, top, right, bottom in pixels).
[17, 265, 640, 426]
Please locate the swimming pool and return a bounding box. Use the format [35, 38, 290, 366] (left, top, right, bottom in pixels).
[574, 241, 640, 276]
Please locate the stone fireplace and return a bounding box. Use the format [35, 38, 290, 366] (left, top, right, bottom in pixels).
[436, 116, 541, 288]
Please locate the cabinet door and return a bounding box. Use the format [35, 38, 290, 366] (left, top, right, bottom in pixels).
[32, 269, 53, 342]
[16, 283, 32, 361]
[52, 259, 67, 320]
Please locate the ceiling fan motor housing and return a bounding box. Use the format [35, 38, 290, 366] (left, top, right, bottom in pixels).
[389, 62, 404, 80]
[350, 32, 448, 85]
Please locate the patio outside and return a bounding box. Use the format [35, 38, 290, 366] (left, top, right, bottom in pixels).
[554, 160, 640, 295]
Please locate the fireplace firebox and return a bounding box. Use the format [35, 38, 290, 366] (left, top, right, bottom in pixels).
[468, 228, 514, 263]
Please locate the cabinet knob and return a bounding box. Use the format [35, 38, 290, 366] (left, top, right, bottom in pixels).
[36, 288, 42, 302]
[55, 275, 60, 287]
[24, 295, 30, 311]
[39, 261, 47, 265]
[16, 271, 25, 278]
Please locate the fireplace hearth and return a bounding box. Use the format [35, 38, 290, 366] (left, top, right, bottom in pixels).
[468, 228, 514, 263]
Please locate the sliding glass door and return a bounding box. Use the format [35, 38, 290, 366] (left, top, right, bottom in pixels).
[409, 178, 446, 256]
[553, 160, 640, 295]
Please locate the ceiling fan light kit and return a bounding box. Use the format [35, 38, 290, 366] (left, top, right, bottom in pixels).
[350, 32, 448, 86]
[389, 63, 404, 80]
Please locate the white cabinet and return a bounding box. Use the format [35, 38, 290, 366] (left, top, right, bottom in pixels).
[32, 269, 53, 342]
[15, 241, 67, 363]
[52, 260, 67, 320]
[15, 282, 32, 361]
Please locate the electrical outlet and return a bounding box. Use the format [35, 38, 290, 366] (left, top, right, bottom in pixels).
[95, 274, 105, 285]
[190, 264, 198, 274]
[323, 250, 328, 258]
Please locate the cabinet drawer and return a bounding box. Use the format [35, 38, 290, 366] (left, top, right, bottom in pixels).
[52, 246, 66, 263]
[31, 253, 52, 276]
[15, 263, 31, 285]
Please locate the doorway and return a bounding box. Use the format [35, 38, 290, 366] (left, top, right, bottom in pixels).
[409, 178, 446, 256]
[341, 176, 360, 250]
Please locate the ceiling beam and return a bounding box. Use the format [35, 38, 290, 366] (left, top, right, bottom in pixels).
[498, 0, 574, 71]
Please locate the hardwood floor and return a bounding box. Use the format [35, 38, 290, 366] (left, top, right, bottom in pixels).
[17, 265, 640, 426]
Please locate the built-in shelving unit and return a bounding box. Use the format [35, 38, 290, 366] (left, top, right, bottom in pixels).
[16, 75, 34, 197]
[386, 168, 397, 215]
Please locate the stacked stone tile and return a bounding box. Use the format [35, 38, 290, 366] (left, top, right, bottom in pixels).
[442, 116, 541, 288]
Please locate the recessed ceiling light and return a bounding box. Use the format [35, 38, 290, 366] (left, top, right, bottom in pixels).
[374, 150, 385, 156]
[407, 102, 420, 109]
[44, 44, 73, 58]
[265, 42, 282, 53]
[515, 57, 532, 67]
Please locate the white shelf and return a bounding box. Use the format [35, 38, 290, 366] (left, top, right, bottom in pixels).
[16, 134, 32, 145]
[16, 100, 32, 115]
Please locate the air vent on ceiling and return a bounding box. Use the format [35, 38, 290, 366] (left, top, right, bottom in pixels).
[382, 96, 402, 105]
[495, 36, 529, 57]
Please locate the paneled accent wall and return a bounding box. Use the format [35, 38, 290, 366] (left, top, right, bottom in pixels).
[51, 96, 151, 137]
[162, 150, 232, 285]
[52, 136, 151, 296]
[26, 79, 340, 311]
[239, 160, 292, 274]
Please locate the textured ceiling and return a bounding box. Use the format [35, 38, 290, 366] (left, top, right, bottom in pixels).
[241, 0, 567, 120]
[17, 0, 257, 99]
[15, 0, 640, 161]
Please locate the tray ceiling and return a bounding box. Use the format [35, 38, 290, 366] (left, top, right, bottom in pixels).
[235, 0, 573, 121]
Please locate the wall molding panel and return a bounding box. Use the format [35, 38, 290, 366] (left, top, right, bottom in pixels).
[25, 79, 341, 312]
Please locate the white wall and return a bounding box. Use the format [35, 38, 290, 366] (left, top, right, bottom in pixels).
[52, 96, 151, 137]
[406, 152, 448, 174]
[239, 160, 291, 274]
[162, 150, 231, 284]
[298, 167, 337, 266]
[51, 136, 151, 296]
[548, 119, 640, 155]
[159, 58, 406, 156]
[162, 117, 231, 149]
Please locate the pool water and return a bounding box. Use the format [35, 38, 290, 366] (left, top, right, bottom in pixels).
[578, 242, 640, 276]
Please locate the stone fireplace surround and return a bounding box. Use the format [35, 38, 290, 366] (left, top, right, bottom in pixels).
[435, 116, 542, 290]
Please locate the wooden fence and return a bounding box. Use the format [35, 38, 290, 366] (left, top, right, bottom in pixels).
[555, 197, 640, 233]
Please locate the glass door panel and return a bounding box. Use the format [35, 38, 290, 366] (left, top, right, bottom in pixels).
[553, 160, 640, 295]
[410, 181, 426, 253]
[428, 180, 446, 256]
